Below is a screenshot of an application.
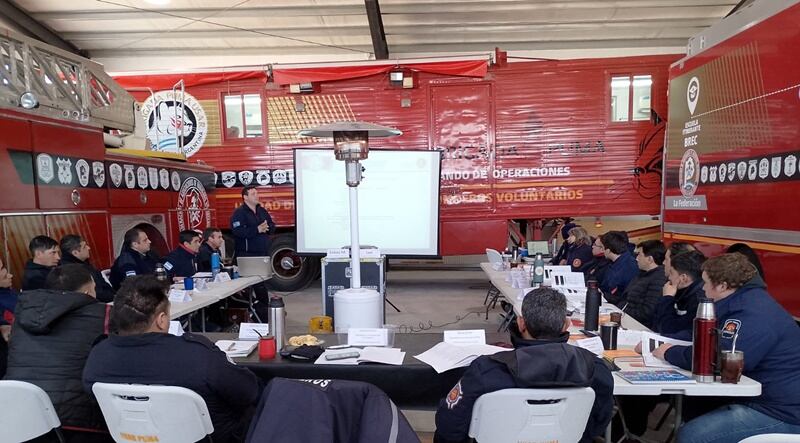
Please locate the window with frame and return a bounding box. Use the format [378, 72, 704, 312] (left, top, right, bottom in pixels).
[610, 74, 652, 122]
[223, 93, 264, 139]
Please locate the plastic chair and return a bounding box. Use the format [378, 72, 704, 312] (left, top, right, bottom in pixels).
[468, 387, 595, 443]
[740, 435, 800, 443]
[485, 248, 503, 264]
[0, 380, 65, 443]
[483, 249, 504, 315]
[92, 383, 214, 443]
[101, 269, 112, 286]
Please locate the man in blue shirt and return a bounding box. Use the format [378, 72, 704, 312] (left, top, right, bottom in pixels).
[163, 230, 201, 279]
[598, 231, 638, 299]
[653, 253, 800, 442]
[230, 186, 275, 258]
[110, 228, 157, 290]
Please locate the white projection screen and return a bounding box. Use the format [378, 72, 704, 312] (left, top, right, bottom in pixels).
[294, 148, 441, 256]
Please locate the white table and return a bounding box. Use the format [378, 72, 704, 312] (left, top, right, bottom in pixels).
[169, 276, 265, 326]
[480, 262, 762, 440]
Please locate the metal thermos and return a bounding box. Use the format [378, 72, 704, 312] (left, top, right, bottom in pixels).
[584, 279, 601, 331]
[155, 263, 167, 282]
[211, 252, 221, 279]
[532, 253, 545, 286]
[511, 246, 519, 263]
[692, 297, 717, 382]
[268, 296, 286, 350]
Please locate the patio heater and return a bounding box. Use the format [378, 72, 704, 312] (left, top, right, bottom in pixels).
[298, 122, 402, 332]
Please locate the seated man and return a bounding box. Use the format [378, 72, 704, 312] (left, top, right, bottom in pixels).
[5, 264, 109, 437]
[0, 257, 16, 378]
[110, 228, 157, 290]
[83, 275, 261, 443]
[609, 240, 667, 329]
[598, 231, 638, 299]
[434, 287, 614, 443]
[163, 230, 201, 279]
[653, 253, 800, 442]
[22, 235, 60, 290]
[585, 236, 611, 283]
[663, 241, 695, 276]
[653, 250, 705, 338]
[197, 227, 224, 272]
[60, 234, 115, 303]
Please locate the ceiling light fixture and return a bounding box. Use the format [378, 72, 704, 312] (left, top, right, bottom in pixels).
[144, 0, 171, 6]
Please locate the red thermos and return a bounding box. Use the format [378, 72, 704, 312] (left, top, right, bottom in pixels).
[692, 297, 717, 382]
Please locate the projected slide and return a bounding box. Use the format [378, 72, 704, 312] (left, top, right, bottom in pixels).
[295, 149, 441, 255]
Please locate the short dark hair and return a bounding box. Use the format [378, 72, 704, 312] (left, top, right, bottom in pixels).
[111, 275, 170, 335]
[45, 264, 93, 292]
[241, 185, 257, 198]
[668, 242, 695, 258]
[726, 243, 765, 281]
[202, 227, 221, 242]
[521, 287, 568, 339]
[60, 234, 84, 256]
[29, 235, 58, 255]
[637, 240, 666, 266]
[178, 230, 201, 245]
[600, 231, 628, 255]
[124, 228, 144, 249]
[670, 250, 706, 282]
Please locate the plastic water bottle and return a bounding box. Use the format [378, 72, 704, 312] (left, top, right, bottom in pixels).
[155, 263, 167, 282]
[584, 279, 601, 332]
[268, 296, 286, 350]
[211, 252, 221, 280]
[532, 252, 545, 286]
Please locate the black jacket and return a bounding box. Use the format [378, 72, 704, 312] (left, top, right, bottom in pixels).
[60, 254, 115, 303]
[22, 261, 54, 291]
[109, 247, 158, 290]
[615, 266, 667, 329]
[197, 242, 221, 273]
[653, 278, 704, 338]
[246, 378, 419, 443]
[4, 289, 107, 430]
[434, 333, 614, 443]
[163, 246, 198, 279]
[83, 332, 261, 443]
[230, 203, 275, 257]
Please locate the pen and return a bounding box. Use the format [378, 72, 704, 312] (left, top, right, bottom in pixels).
[226, 343, 236, 351]
[252, 329, 265, 339]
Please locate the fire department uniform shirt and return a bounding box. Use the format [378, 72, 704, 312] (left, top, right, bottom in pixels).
[109, 248, 157, 290]
[599, 251, 638, 301]
[230, 203, 275, 257]
[197, 243, 221, 273]
[664, 276, 800, 425]
[566, 243, 594, 273]
[163, 246, 198, 279]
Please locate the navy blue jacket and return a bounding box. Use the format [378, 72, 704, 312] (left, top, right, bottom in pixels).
[246, 378, 419, 443]
[230, 203, 275, 257]
[109, 247, 158, 290]
[653, 278, 703, 338]
[197, 242, 221, 273]
[566, 243, 594, 273]
[163, 246, 198, 279]
[434, 333, 614, 443]
[665, 277, 800, 425]
[60, 254, 115, 303]
[585, 256, 611, 284]
[551, 242, 572, 265]
[22, 261, 54, 291]
[0, 288, 17, 326]
[599, 251, 638, 299]
[83, 333, 261, 443]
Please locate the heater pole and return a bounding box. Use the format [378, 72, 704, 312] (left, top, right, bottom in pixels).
[348, 183, 361, 289]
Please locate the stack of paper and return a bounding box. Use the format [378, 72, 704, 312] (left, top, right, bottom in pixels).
[415, 342, 508, 373]
[215, 340, 258, 358]
[640, 331, 692, 368]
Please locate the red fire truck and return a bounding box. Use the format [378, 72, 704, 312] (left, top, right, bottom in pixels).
[117, 53, 679, 291]
[663, 0, 800, 318]
[0, 30, 216, 289]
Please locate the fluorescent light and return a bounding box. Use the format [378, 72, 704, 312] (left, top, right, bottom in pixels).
[145, 0, 171, 5]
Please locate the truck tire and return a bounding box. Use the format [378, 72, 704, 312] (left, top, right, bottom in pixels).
[267, 233, 319, 292]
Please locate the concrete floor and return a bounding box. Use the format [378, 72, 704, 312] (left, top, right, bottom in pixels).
[269, 268, 674, 442]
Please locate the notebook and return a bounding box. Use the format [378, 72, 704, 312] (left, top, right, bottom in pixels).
[215, 340, 258, 358]
[617, 370, 696, 384]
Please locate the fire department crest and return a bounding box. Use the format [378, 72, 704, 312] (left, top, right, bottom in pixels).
[718, 163, 726, 183]
[758, 158, 769, 179]
[273, 169, 288, 185]
[786, 155, 797, 177]
[36, 153, 54, 184]
[747, 160, 757, 181]
[221, 171, 236, 188]
[110, 163, 123, 187]
[238, 170, 254, 186]
[141, 90, 208, 157]
[159, 168, 169, 189]
[445, 381, 463, 410]
[255, 170, 270, 186]
[148, 167, 159, 190]
[700, 166, 708, 183]
[136, 166, 148, 189]
[171, 170, 181, 191]
[75, 159, 90, 187]
[770, 157, 781, 179]
[679, 149, 699, 197]
[709, 166, 717, 183]
[56, 157, 73, 185]
[736, 162, 746, 181]
[726, 162, 735, 182]
[176, 177, 211, 231]
[124, 165, 136, 189]
[92, 161, 105, 187]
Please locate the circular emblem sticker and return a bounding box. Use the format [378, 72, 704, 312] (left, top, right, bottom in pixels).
[679, 149, 700, 197]
[141, 90, 208, 157]
[176, 177, 212, 231]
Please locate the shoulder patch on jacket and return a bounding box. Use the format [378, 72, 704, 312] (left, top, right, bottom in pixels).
[721, 319, 741, 339]
[163, 261, 173, 271]
[125, 270, 136, 277]
[232, 221, 241, 228]
[445, 381, 463, 410]
[572, 258, 582, 268]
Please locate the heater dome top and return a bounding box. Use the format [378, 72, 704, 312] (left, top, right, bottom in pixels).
[298, 121, 402, 138]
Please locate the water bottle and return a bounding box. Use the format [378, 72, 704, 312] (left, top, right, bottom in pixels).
[211, 252, 221, 279]
[532, 252, 545, 286]
[692, 297, 717, 382]
[155, 263, 167, 282]
[268, 296, 286, 350]
[584, 279, 601, 332]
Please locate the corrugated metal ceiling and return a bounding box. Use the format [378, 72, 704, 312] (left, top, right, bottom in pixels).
[7, 0, 741, 73]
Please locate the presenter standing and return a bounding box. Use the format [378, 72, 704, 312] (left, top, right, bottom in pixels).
[230, 186, 276, 258]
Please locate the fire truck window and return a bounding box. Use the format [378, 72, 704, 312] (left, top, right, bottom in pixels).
[632, 75, 652, 121]
[243, 94, 263, 137]
[611, 76, 630, 122]
[224, 95, 245, 139]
